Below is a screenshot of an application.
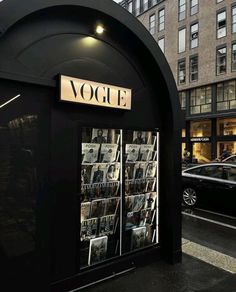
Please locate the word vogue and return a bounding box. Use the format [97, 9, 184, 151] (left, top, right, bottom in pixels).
[60, 75, 132, 110]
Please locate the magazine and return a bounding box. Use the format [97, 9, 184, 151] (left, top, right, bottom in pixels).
[139, 208, 152, 226]
[91, 129, 108, 144]
[99, 215, 116, 236]
[88, 236, 108, 265]
[146, 179, 156, 192]
[80, 218, 98, 241]
[125, 195, 135, 212]
[106, 163, 120, 182]
[132, 194, 145, 212]
[90, 199, 106, 218]
[100, 144, 118, 163]
[132, 131, 152, 144]
[105, 181, 120, 197]
[133, 162, 146, 179]
[125, 211, 140, 230]
[145, 223, 153, 244]
[139, 144, 154, 161]
[145, 162, 157, 178]
[134, 178, 147, 194]
[125, 180, 135, 196]
[125, 163, 135, 180]
[144, 192, 157, 210]
[82, 143, 100, 163]
[131, 226, 146, 250]
[126, 144, 140, 162]
[81, 165, 93, 185]
[105, 197, 120, 215]
[90, 163, 108, 184]
[81, 202, 91, 222]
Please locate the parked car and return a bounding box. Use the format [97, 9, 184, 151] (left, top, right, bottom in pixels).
[182, 162, 236, 216]
[222, 154, 236, 163]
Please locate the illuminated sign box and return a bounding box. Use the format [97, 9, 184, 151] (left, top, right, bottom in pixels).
[60, 75, 132, 110]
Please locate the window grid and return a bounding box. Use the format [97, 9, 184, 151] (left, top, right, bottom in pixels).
[158, 8, 165, 31]
[149, 14, 156, 34]
[178, 0, 186, 21]
[217, 80, 236, 111]
[217, 10, 226, 38]
[216, 47, 227, 75]
[190, 22, 199, 49]
[232, 43, 236, 72]
[190, 0, 198, 16]
[233, 6, 236, 33]
[190, 86, 212, 115]
[189, 55, 198, 82]
[178, 60, 186, 85]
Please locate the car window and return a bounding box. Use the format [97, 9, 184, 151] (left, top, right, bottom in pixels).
[185, 167, 202, 175]
[224, 167, 236, 182]
[200, 166, 223, 179]
[225, 156, 236, 162]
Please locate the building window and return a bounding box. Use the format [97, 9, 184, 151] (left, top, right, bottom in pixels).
[179, 91, 186, 109]
[143, 0, 149, 11]
[216, 0, 224, 3]
[149, 14, 156, 34]
[190, 0, 198, 15]
[190, 120, 212, 136]
[232, 5, 236, 33]
[189, 55, 198, 82]
[190, 22, 199, 49]
[178, 60, 186, 85]
[158, 8, 165, 31]
[178, 0, 186, 21]
[158, 37, 165, 53]
[178, 27, 186, 53]
[216, 47, 226, 75]
[134, 0, 140, 16]
[217, 118, 236, 136]
[128, 1, 133, 13]
[217, 80, 236, 111]
[232, 43, 236, 71]
[190, 86, 212, 114]
[217, 10, 226, 38]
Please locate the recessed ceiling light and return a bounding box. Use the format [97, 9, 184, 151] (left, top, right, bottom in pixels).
[95, 25, 105, 35]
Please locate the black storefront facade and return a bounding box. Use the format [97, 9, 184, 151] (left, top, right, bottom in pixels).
[0, 1, 181, 291]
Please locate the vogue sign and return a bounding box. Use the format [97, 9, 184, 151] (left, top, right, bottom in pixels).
[60, 75, 132, 110]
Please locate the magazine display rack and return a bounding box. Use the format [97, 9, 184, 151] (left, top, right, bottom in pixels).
[80, 128, 159, 268]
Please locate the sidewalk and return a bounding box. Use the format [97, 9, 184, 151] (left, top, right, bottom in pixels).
[84, 253, 236, 292]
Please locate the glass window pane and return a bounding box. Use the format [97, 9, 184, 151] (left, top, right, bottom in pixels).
[178, 28, 186, 53]
[190, 120, 211, 136]
[158, 37, 165, 53]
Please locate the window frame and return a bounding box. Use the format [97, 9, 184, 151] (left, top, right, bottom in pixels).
[232, 42, 236, 72]
[158, 36, 165, 53]
[190, 21, 199, 49]
[216, 45, 227, 75]
[158, 7, 165, 32]
[190, 86, 212, 115]
[190, 0, 198, 16]
[232, 5, 236, 34]
[178, 0, 186, 21]
[178, 26, 186, 53]
[216, 80, 236, 111]
[149, 13, 156, 35]
[178, 59, 186, 85]
[216, 9, 227, 39]
[189, 54, 198, 82]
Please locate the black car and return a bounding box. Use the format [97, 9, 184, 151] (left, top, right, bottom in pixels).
[182, 162, 236, 216]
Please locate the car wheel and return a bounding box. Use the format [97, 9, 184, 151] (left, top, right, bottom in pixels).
[183, 187, 197, 207]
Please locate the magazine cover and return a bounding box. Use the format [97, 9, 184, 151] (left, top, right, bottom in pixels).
[90, 199, 106, 218]
[100, 144, 118, 163]
[125, 195, 135, 212]
[88, 236, 108, 265]
[145, 162, 157, 178]
[146, 179, 156, 192]
[139, 208, 152, 226]
[105, 197, 120, 215]
[132, 131, 152, 144]
[82, 143, 100, 164]
[131, 226, 146, 250]
[81, 165, 93, 185]
[139, 144, 154, 161]
[144, 192, 157, 210]
[134, 178, 147, 194]
[145, 223, 153, 245]
[133, 163, 146, 179]
[90, 164, 108, 184]
[106, 163, 120, 182]
[125, 211, 140, 230]
[105, 181, 120, 197]
[81, 202, 91, 222]
[91, 129, 108, 144]
[99, 214, 116, 236]
[132, 194, 145, 212]
[80, 218, 98, 241]
[125, 180, 135, 196]
[125, 163, 135, 180]
[126, 144, 140, 162]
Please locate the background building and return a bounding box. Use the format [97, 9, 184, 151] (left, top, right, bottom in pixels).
[119, 0, 236, 163]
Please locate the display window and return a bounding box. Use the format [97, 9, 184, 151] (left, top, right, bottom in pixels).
[217, 118, 236, 136]
[190, 120, 211, 137]
[217, 142, 236, 158]
[192, 142, 211, 163]
[79, 128, 159, 268]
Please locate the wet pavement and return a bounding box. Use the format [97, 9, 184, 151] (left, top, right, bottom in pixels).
[79, 208, 236, 292]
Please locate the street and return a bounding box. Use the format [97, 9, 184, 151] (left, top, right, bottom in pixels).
[182, 207, 236, 273]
